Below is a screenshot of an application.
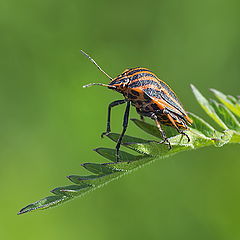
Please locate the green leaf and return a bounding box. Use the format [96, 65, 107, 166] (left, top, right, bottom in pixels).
[131, 118, 177, 138]
[210, 99, 240, 131]
[191, 85, 228, 129]
[187, 112, 217, 138]
[18, 86, 240, 215]
[231, 132, 240, 143]
[214, 130, 234, 147]
[18, 195, 70, 215]
[94, 148, 139, 162]
[67, 172, 123, 187]
[107, 133, 149, 144]
[81, 163, 121, 174]
[67, 174, 107, 185]
[51, 184, 92, 196]
[210, 88, 240, 117]
[227, 95, 238, 104]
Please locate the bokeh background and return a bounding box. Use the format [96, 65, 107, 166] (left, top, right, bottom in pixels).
[1, 0, 240, 239]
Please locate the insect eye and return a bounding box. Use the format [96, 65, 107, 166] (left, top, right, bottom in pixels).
[122, 79, 130, 86]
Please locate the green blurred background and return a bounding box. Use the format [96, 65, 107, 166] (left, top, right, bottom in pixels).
[1, 0, 240, 239]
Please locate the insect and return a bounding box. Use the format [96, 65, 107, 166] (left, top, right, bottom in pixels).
[81, 50, 193, 161]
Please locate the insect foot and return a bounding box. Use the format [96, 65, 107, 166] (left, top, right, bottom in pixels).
[147, 139, 172, 150]
[115, 152, 120, 162]
[101, 131, 110, 138]
[179, 131, 191, 142]
[160, 138, 172, 150]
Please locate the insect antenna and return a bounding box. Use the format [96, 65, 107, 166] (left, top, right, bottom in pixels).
[80, 50, 113, 80]
[83, 83, 116, 88]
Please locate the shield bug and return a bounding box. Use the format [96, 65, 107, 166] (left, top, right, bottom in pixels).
[81, 50, 192, 161]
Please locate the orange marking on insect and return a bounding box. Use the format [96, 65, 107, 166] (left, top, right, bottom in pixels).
[81, 50, 192, 161]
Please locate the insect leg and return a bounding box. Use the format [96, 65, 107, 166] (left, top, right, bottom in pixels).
[136, 108, 145, 121]
[115, 101, 131, 161]
[178, 130, 190, 142]
[101, 99, 127, 138]
[151, 113, 172, 149]
[165, 111, 190, 143]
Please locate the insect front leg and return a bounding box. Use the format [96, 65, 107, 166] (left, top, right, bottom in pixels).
[115, 101, 131, 161]
[151, 113, 172, 149]
[101, 99, 127, 138]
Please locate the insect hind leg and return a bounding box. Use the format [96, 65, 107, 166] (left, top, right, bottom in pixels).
[140, 115, 145, 121]
[151, 113, 172, 150]
[178, 129, 191, 142]
[164, 110, 191, 143]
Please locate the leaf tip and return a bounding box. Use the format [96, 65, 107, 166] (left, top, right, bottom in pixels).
[190, 84, 200, 96]
[50, 188, 58, 194]
[209, 88, 218, 94]
[190, 84, 196, 90]
[17, 204, 33, 215]
[17, 210, 24, 215]
[92, 148, 100, 152]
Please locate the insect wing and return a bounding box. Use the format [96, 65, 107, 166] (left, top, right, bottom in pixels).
[142, 86, 188, 118]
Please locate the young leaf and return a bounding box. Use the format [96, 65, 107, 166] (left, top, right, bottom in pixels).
[191, 85, 228, 129]
[210, 99, 240, 131]
[210, 88, 240, 117]
[186, 112, 217, 138]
